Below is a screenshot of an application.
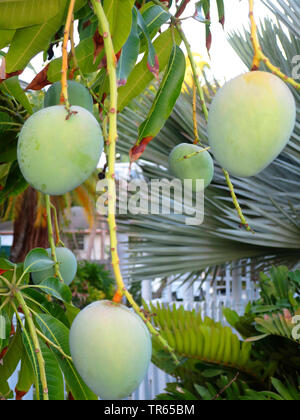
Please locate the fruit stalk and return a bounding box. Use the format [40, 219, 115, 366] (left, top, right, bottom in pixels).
[45, 195, 64, 283]
[14, 292, 49, 401]
[91, 0, 180, 365]
[61, 0, 77, 107]
[249, 0, 300, 89]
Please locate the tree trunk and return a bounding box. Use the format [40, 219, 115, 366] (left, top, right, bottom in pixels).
[10, 187, 49, 263]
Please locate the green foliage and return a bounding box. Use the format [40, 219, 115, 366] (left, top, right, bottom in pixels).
[155, 266, 300, 400]
[71, 260, 115, 309]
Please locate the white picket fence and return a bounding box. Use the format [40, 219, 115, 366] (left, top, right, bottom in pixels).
[8, 266, 259, 400]
[131, 266, 260, 400]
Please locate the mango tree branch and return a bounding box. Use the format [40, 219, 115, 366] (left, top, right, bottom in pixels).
[249, 0, 300, 89]
[61, 0, 77, 107]
[14, 292, 49, 401]
[91, 0, 180, 365]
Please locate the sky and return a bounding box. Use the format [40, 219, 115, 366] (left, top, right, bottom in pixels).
[21, 0, 272, 85]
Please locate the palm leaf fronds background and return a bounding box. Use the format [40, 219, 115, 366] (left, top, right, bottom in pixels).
[116, 1, 300, 283]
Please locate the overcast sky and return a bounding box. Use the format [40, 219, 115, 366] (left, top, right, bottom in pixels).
[22, 0, 272, 85]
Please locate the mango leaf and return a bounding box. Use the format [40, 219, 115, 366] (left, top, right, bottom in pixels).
[139, 4, 170, 50]
[15, 344, 35, 400]
[22, 328, 64, 400]
[0, 327, 22, 383]
[5, 10, 64, 73]
[103, 0, 135, 53]
[118, 27, 181, 111]
[0, 161, 28, 204]
[24, 248, 54, 274]
[47, 37, 103, 83]
[216, 0, 225, 27]
[39, 340, 65, 400]
[64, 302, 80, 327]
[0, 29, 15, 49]
[195, 0, 212, 51]
[35, 314, 98, 400]
[130, 45, 186, 162]
[136, 7, 159, 79]
[117, 9, 140, 87]
[39, 277, 72, 303]
[0, 77, 33, 114]
[0, 0, 65, 29]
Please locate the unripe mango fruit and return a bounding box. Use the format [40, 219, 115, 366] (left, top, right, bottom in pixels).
[169, 143, 214, 190]
[44, 81, 94, 113]
[32, 247, 77, 286]
[17, 105, 103, 195]
[69, 300, 152, 400]
[207, 71, 296, 177]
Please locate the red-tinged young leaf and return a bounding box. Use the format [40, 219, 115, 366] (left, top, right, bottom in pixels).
[26, 64, 50, 91]
[129, 136, 153, 162]
[15, 390, 27, 401]
[0, 269, 8, 276]
[117, 9, 140, 87]
[136, 7, 159, 80]
[216, 0, 225, 27]
[130, 45, 186, 162]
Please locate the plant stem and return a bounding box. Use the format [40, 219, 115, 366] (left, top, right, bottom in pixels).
[14, 292, 49, 401]
[192, 82, 200, 145]
[61, 0, 77, 107]
[249, 0, 300, 89]
[223, 170, 254, 233]
[50, 203, 65, 247]
[91, 0, 180, 365]
[45, 195, 64, 282]
[35, 328, 73, 361]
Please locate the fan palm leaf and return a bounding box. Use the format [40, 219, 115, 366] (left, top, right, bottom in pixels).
[116, 10, 300, 282]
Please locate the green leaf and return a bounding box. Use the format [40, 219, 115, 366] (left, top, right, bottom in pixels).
[39, 340, 65, 400]
[103, 0, 135, 53]
[118, 27, 182, 111]
[0, 0, 66, 29]
[64, 302, 80, 326]
[136, 7, 159, 78]
[140, 4, 170, 41]
[0, 327, 22, 382]
[117, 8, 140, 87]
[47, 37, 102, 82]
[15, 345, 35, 399]
[138, 45, 186, 141]
[0, 77, 33, 114]
[0, 29, 15, 49]
[5, 11, 64, 73]
[35, 314, 97, 400]
[24, 248, 54, 274]
[0, 161, 28, 204]
[130, 45, 186, 161]
[39, 277, 72, 303]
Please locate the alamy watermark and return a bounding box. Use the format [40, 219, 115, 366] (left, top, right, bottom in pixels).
[96, 178, 205, 226]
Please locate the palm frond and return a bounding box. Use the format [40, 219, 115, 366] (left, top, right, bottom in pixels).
[116, 13, 300, 283]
